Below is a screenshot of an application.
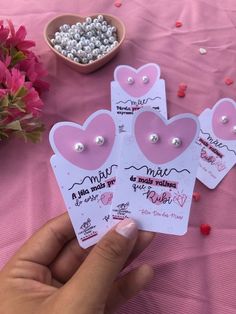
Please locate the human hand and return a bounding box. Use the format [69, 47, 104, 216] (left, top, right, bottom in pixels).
[0, 213, 155, 314]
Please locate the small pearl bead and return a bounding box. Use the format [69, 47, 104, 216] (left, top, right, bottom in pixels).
[233, 126, 236, 133]
[67, 53, 74, 60]
[106, 30, 112, 37]
[54, 45, 62, 52]
[142, 75, 149, 84]
[96, 22, 102, 30]
[77, 50, 85, 58]
[89, 42, 95, 49]
[221, 115, 229, 124]
[86, 17, 92, 24]
[103, 38, 109, 45]
[84, 46, 91, 53]
[95, 136, 105, 145]
[149, 133, 159, 143]
[61, 38, 68, 47]
[97, 15, 104, 22]
[87, 53, 93, 60]
[50, 38, 55, 45]
[102, 25, 108, 32]
[82, 57, 88, 64]
[74, 143, 85, 152]
[61, 50, 67, 56]
[62, 24, 70, 32]
[127, 77, 135, 85]
[55, 35, 62, 44]
[71, 48, 77, 55]
[171, 137, 182, 147]
[76, 42, 82, 50]
[109, 36, 115, 43]
[74, 33, 80, 41]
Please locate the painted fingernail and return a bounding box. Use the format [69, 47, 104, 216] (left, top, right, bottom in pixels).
[116, 218, 137, 239]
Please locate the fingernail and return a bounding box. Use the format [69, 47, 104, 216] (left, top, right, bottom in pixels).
[116, 218, 137, 239]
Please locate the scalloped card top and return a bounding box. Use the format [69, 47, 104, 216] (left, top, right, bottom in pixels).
[111, 63, 167, 134]
[197, 98, 236, 189]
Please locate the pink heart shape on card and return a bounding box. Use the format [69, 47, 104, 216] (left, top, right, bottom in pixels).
[114, 64, 160, 98]
[100, 192, 113, 205]
[51, 113, 115, 170]
[134, 111, 198, 164]
[212, 99, 236, 141]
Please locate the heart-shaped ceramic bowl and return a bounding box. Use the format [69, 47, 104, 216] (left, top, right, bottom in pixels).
[44, 13, 126, 74]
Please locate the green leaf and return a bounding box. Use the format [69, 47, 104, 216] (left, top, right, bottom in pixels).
[14, 86, 28, 99]
[5, 120, 22, 131]
[10, 101, 26, 112]
[11, 51, 26, 66]
[0, 96, 9, 109]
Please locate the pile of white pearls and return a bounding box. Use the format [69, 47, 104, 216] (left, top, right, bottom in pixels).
[50, 15, 119, 64]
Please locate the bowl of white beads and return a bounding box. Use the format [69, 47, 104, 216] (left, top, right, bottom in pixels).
[44, 13, 126, 74]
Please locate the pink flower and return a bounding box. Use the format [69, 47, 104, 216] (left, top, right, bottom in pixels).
[6, 21, 35, 51]
[23, 87, 43, 117]
[0, 20, 10, 44]
[7, 68, 25, 94]
[18, 51, 49, 92]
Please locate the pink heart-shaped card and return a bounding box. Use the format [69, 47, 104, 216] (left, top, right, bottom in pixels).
[50, 111, 116, 170]
[134, 110, 199, 164]
[114, 63, 160, 98]
[212, 98, 236, 141]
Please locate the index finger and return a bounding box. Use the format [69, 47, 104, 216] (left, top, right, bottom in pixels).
[9, 212, 75, 266]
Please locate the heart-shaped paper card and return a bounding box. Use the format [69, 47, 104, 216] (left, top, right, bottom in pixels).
[197, 98, 236, 189]
[110, 107, 200, 236]
[49, 110, 118, 248]
[111, 63, 167, 134]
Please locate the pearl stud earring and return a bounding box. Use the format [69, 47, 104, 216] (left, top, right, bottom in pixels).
[221, 115, 229, 124]
[95, 135, 105, 145]
[74, 142, 85, 152]
[127, 77, 134, 85]
[171, 137, 182, 147]
[142, 75, 149, 84]
[149, 133, 159, 143]
[233, 126, 236, 134]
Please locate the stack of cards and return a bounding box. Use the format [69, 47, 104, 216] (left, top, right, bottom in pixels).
[49, 63, 236, 248]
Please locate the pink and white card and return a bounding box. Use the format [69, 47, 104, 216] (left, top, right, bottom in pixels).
[110, 107, 200, 235]
[111, 63, 167, 133]
[49, 110, 118, 248]
[197, 98, 236, 189]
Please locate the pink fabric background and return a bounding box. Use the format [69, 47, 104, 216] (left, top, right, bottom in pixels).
[1, 0, 236, 313]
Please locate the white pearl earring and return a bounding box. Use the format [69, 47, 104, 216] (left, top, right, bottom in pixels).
[95, 136, 105, 145]
[171, 137, 182, 147]
[142, 75, 149, 84]
[149, 133, 159, 143]
[74, 142, 85, 152]
[233, 126, 236, 133]
[221, 115, 229, 124]
[127, 77, 134, 85]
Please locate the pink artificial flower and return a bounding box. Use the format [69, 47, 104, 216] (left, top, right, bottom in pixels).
[23, 87, 43, 117]
[7, 68, 25, 94]
[0, 21, 9, 44]
[6, 20, 35, 51]
[18, 51, 49, 93]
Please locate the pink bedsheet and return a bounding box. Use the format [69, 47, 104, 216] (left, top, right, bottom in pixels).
[1, 0, 236, 313]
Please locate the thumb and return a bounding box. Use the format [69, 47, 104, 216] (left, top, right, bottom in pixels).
[62, 218, 138, 308]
